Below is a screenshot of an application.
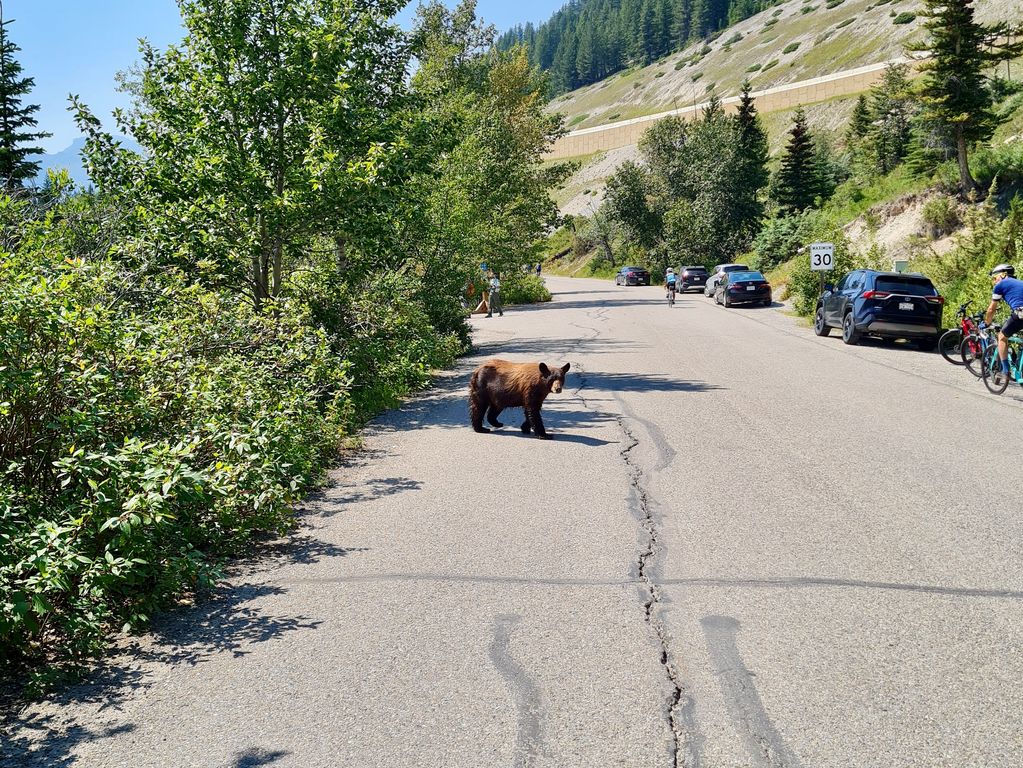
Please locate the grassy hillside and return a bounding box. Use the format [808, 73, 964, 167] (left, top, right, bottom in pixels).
[549, 0, 1018, 132]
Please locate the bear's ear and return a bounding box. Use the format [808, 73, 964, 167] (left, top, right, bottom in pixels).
[560, 363, 571, 374]
[538, 362, 551, 377]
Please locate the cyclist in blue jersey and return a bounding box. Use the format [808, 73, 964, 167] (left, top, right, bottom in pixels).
[984, 264, 1023, 385]
[665, 267, 678, 300]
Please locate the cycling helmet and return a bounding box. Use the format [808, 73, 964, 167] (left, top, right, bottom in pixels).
[990, 263, 1015, 277]
[666, 267, 674, 274]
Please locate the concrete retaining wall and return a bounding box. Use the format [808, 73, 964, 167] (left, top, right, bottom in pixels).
[547, 59, 911, 160]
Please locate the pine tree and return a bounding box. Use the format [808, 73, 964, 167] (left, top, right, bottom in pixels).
[869, 62, 913, 174]
[847, 94, 871, 143]
[0, 8, 50, 189]
[734, 79, 769, 195]
[912, 0, 1023, 192]
[774, 107, 819, 213]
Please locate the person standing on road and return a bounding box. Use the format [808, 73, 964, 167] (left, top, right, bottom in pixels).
[486, 271, 503, 318]
[536, 262, 542, 277]
[984, 263, 1023, 385]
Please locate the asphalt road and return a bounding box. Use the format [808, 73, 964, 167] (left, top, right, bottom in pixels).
[4, 276, 1023, 767]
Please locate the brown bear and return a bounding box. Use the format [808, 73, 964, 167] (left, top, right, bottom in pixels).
[469, 359, 571, 439]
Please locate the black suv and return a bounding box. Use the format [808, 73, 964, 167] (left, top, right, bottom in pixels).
[678, 266, 708, 292]
[814, 270, 944, 350]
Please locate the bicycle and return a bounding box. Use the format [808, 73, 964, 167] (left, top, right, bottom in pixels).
[981, 329, 1023, 395]
[666, 283, 676, 307]
[938, 301, 981, 366]
[961, 321, 995, 378]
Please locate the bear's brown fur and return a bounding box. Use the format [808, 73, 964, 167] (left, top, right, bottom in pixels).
[468, 359, 571, 439]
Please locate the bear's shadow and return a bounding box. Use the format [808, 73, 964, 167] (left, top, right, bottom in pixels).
[370, 369, 718, 436]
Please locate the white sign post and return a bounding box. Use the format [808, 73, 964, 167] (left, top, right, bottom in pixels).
[810, 242, 835, 271]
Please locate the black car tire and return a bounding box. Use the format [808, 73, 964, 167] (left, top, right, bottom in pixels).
[813, 307, 830, 337]
[841, 313, 860, 345]
[762, 299, 771, 307]
[723, 292, 732, 308]
[917, 335, 938, 352]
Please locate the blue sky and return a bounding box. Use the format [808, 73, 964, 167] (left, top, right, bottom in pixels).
[8, 0, 564, 153]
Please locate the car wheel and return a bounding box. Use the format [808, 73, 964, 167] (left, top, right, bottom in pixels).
[723, 292, 731, 308]
[813, 307, 830, 337]
[841, 313, 860, 345]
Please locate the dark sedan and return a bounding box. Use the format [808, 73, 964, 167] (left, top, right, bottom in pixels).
[714, 270, 772, 307]
[615, 266, 650, 286]
[678, 266, 708, 293]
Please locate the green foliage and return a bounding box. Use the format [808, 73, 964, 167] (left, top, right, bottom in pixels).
[911, 0, 1023, 191]
[892, 12, 916, 24]
[913, 194, 1023, 324]
[0, 196, 352, 670]
[787, 224, 858, 316]
[495, 0, 800, 95]
[921, 195, 961, 237]
[2, 0, 562, 681]
[773, 107, 821, 212]
[500, 272, 552, 304]
[762, 59, 779, 72]
[783, 42, 801, 55]
[751, 210, 826, 271]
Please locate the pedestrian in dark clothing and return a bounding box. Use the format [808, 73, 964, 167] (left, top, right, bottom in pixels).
[486, 271, 503, 317]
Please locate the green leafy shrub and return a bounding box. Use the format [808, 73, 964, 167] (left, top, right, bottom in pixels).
[801, 5, 818, 14]
[921, 195, 961, 238]
[825, 0, 844, 8]
[746, 63, 762, 72]
[762, 59, 780, 72]
[835, 17, 855, 29]
[893, 12, 916, 24]
[500, 273, 552, 305]
[692, 71, 704, 82]
[783, 42, 801, 54]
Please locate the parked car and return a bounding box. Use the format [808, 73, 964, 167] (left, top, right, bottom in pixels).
[704, 263, 751, 297]
[813, 269, 943, 350]
[714, 270, 772, 307]
[678, 266, 708, 293]
[615, 266, 651, 286]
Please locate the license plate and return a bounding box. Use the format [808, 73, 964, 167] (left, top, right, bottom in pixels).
[746, 285, 756, 291]
[899, 301, 913, 310]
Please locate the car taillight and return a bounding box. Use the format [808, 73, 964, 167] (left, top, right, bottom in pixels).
[924, 295, 945, 305]
[862, 291, 891, 300]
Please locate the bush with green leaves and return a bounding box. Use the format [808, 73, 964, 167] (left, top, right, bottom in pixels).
[500, 273, 552, 305]
[921, 195, 960, 238]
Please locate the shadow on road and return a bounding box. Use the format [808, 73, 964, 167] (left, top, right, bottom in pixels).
[1, 579, 326, 768]
[234, 747, 291, 767]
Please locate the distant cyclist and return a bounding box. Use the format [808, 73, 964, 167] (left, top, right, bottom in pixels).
[665, 267, 678, 300]
[984, 263, 1023, 385]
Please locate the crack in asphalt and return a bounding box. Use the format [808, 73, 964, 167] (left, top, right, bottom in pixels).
[567, 308, 696, 768]
[616, 416, 696, 768]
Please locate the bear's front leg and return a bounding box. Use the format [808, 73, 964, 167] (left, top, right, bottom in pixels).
[520, 419, 531, 434]
[528, 408, 551, 439]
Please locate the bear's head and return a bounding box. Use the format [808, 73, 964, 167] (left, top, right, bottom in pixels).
[539, 362, 571, 394]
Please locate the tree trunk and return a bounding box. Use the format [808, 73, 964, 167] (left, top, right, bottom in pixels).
[957, 129, 977, 195]
[271, 240, 282, 299]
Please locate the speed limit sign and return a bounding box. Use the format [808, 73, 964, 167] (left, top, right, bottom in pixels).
[810, 242, 834, 271]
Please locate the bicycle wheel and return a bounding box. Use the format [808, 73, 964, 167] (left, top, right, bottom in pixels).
[961, 334, 985, 378]
[982, 346, 1009, 394]
[938, 328, 965, 365]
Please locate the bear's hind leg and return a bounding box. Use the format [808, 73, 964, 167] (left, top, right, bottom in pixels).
[469, 390, 491, 433]
[486, 406, 504, 428]
[520, 418, 531, 434]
